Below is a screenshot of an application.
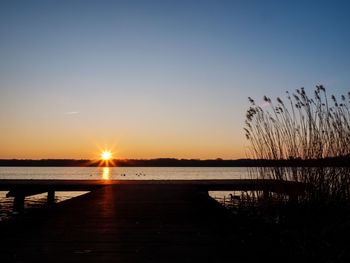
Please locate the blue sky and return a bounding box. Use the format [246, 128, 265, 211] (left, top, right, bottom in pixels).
[1, 0, 350, 159]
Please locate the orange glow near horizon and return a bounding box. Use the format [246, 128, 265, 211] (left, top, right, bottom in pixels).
[99, 150, 116, 167]
[101, 151, 112, 161]
[0, 135, 248, 160]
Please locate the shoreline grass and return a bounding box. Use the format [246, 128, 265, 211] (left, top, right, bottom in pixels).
[245, 86, 350, 203]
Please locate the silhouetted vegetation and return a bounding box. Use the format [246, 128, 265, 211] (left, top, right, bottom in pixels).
[232, 86, 350, 261]
[245, 85, 350, 203]
[245, 85, 350, 159]
[1, 156, 350, 167]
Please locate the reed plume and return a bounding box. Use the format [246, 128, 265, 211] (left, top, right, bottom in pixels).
[245, 86, 350, 202]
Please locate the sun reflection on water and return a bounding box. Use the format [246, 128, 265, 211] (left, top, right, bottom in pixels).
[102, 167, 110, 180]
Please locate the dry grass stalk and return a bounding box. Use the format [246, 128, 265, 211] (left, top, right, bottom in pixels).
[245, 86, 350, 202]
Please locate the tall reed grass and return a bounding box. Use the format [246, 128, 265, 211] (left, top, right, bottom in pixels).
[245, 86, 350, 203]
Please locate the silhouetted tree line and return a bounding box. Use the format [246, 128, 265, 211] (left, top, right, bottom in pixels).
[0, 156, 349, 167]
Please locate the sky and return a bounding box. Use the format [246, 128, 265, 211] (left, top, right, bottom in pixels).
[1, 0, 350, 159]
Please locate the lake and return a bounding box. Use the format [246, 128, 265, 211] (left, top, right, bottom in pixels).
[0, 166, 250, 180]
[0, 167, 251, 220]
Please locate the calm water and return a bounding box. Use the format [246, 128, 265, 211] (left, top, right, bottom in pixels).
[0, 167, 250, 220]
[0, 166, 250, 180]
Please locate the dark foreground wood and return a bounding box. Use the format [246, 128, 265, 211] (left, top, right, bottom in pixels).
[0, 180, 312, 262]
[0, 184, 231, 263]
[0, 178, 309, 194]
[0, 179, 309, 212]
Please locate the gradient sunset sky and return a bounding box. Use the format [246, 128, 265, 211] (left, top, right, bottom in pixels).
[1, 0, 350, 159]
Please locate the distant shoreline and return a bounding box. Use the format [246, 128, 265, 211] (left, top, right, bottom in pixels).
[0, 157, 349, 167]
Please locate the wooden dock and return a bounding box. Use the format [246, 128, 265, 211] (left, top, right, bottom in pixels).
[0, 179, 310, 262]
[0, 179, 308, 211]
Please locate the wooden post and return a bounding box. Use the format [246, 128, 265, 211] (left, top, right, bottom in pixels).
[13, 194, 25, 212]
[48, 190, 55, 204]
[288, 193, 298, 204]
[263, 189, 269, 200]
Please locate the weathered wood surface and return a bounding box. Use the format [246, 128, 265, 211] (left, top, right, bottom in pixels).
[0, 184, 231, 263]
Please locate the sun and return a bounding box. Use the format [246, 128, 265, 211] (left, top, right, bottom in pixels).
[101, 151, 112, 161]
[95, 147, 116, 167]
